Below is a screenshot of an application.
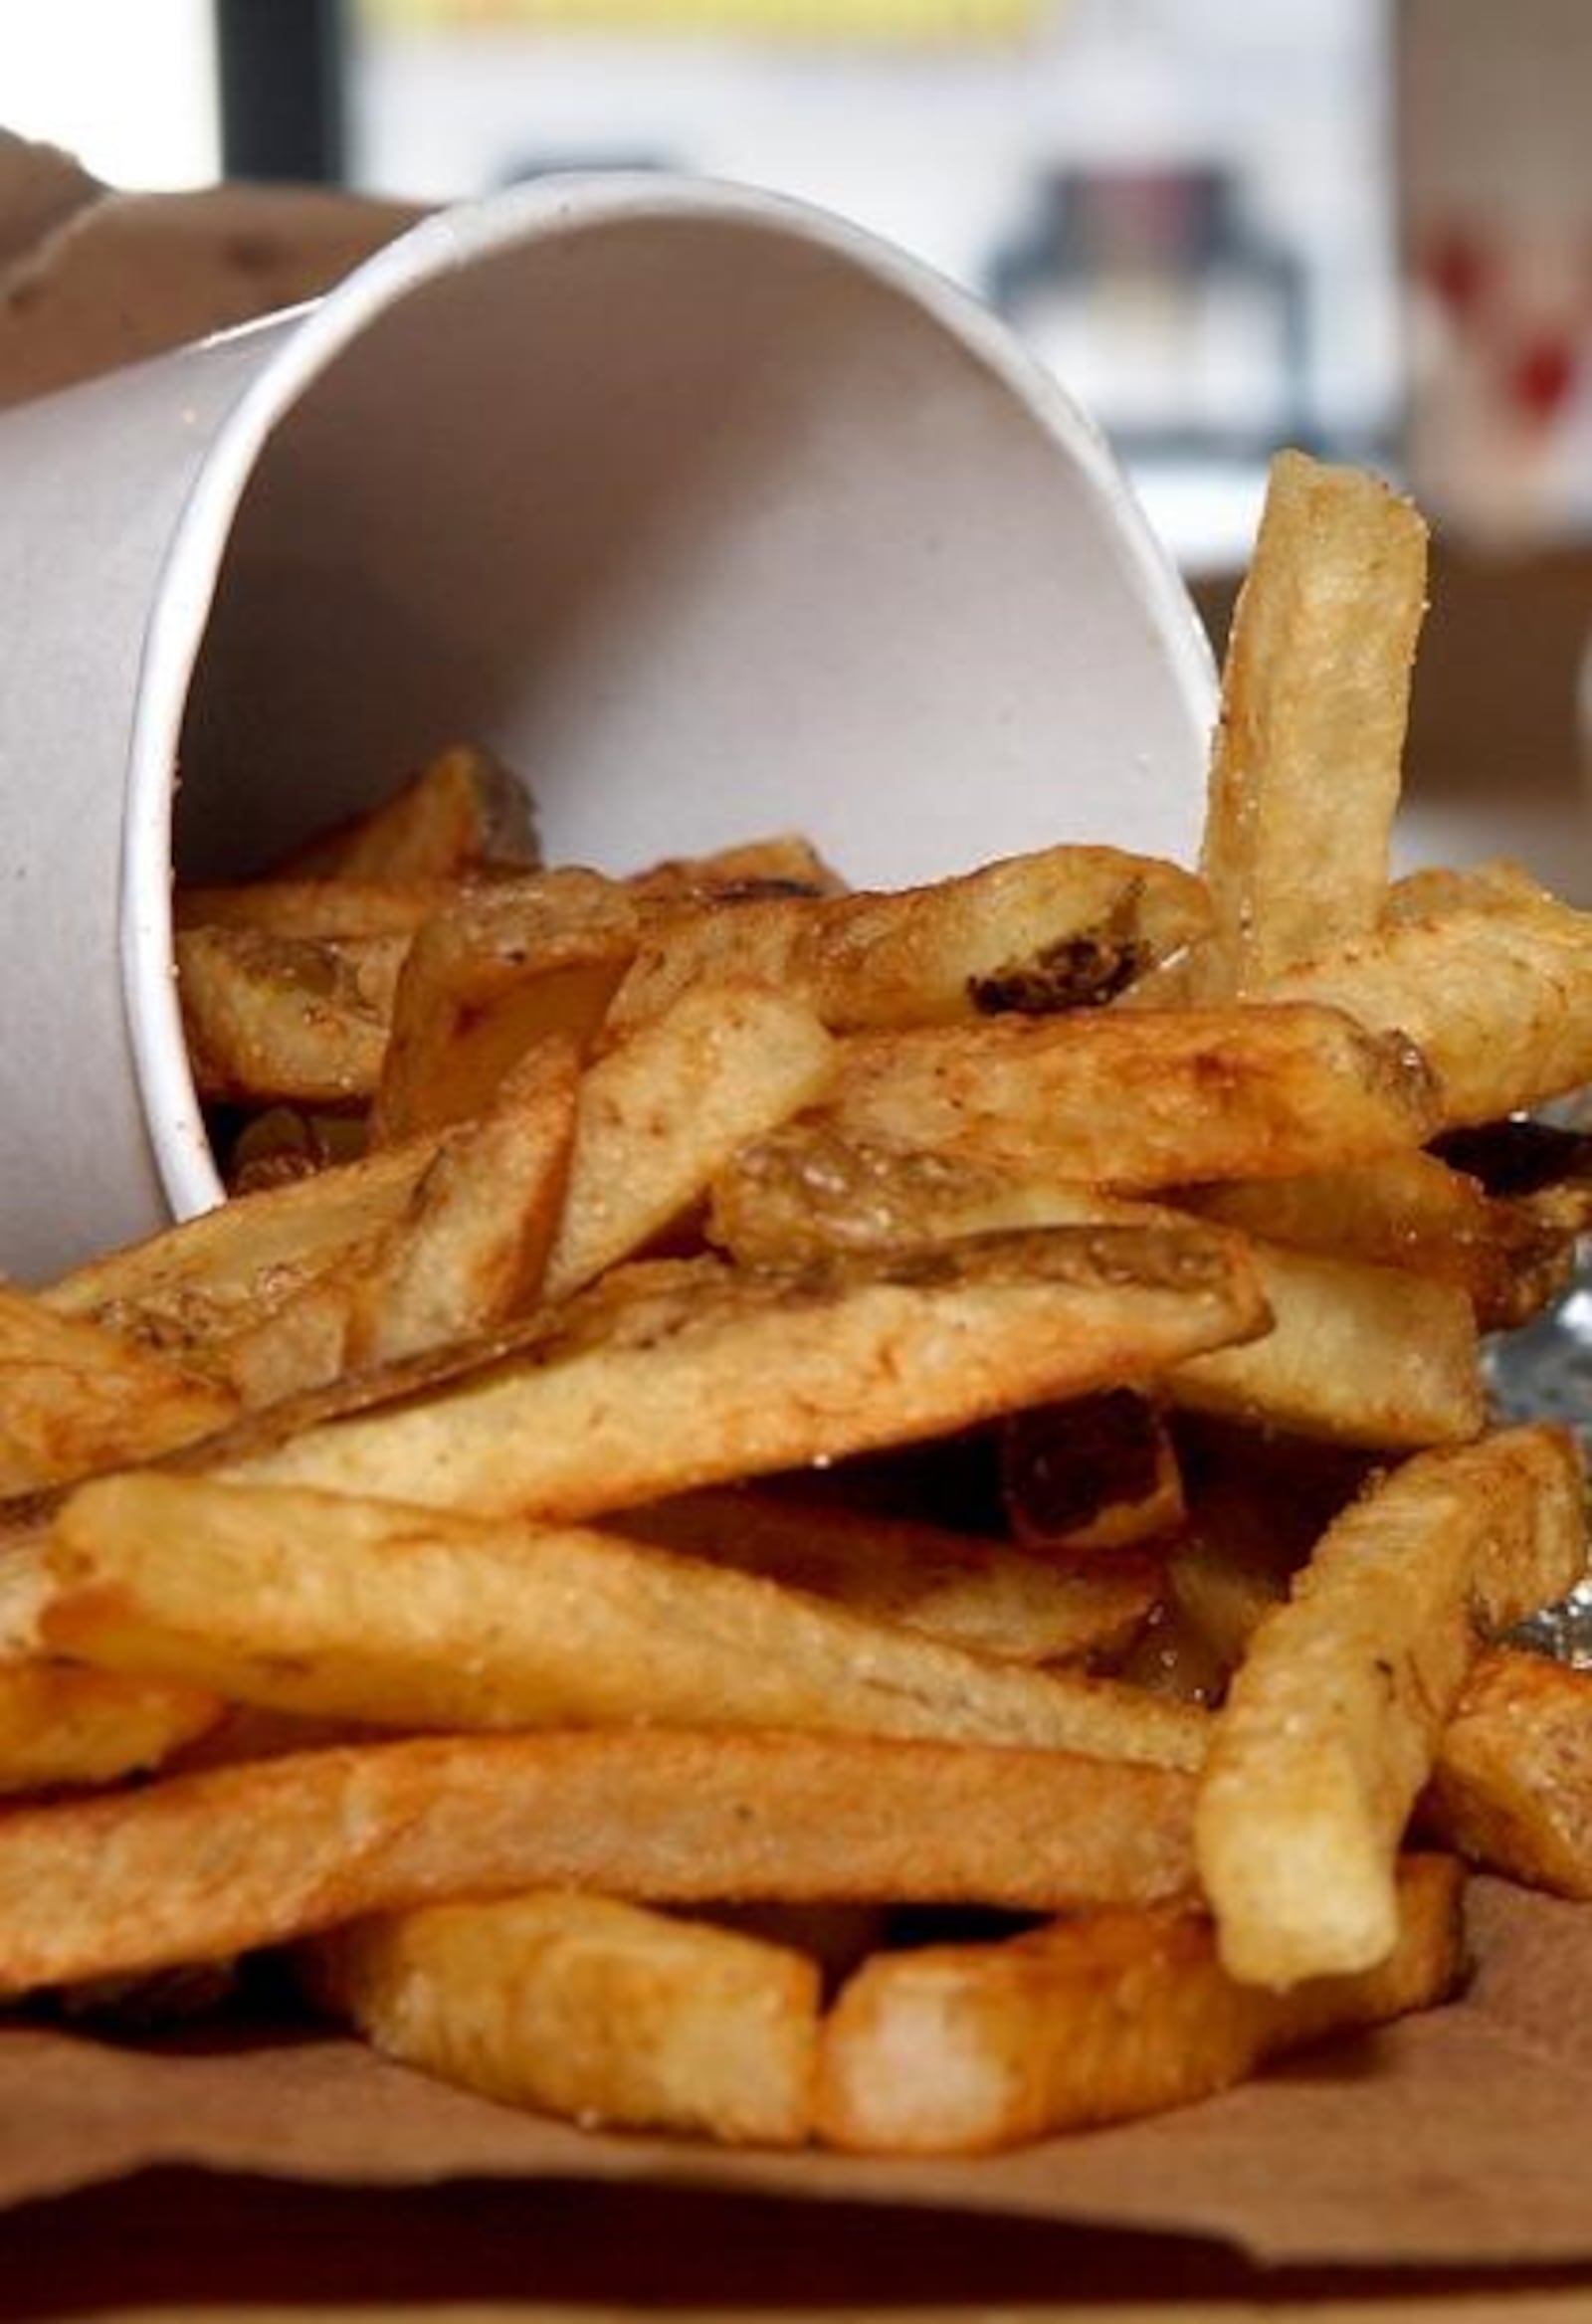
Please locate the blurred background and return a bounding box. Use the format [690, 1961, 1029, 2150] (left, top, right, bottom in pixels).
[5, 0, 1592, 886]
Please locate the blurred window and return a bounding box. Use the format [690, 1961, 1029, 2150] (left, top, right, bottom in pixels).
[345, 0, 1400, 570]
[0, 0, 218, 188]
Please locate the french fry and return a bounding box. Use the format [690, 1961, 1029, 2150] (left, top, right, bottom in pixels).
[344, 1035, 580, 1368]
[206, 1228, 1269, 1524]
[271, 742, 536, 880]
[708, 1121, 1127, 1267]
[0, 1729, 1198, 1997]
[1386, 858, 1552, 923]
[370, 871, 643, 1141]
[606, 845, 1210, 1037]
[177, 876, 470, 940]
[814, 1854, 1463, 2155]
[1176, 1152, 1501, 1295]
[713, 1127, 1483, 1450]
[214, 1275, 360, 1410]
[1426, 1648, 1592, 1899]
[0, 1287, 238, 1496]
[46, 1474, 1209, 1767]
[823, 1006, 1439, 1190]
[620, 1487, 1159, 1664]
[1264, 896, 1592, 1127]
[542, 982, 837, 1300]
[1193, 451, 1428, 997]
[1167, 1243, 1484, 1450]
[1196, 1426, 1586, 1987]
[178, 926, 403, 1107]
[304, 1890, 822, 2147]
[625, 832, 846, 903]
[1185, 1161, 1580, 1340]
[0, 1658, 220, 1795]
[40, 1133, 444, 1357]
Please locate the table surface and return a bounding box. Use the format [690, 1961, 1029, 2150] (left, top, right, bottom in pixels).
[7, 2171, 1592, 2323]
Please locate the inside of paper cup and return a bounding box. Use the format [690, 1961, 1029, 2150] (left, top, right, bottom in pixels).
[150, 183, 1214, 1218]
[174, 192, 1211, 892]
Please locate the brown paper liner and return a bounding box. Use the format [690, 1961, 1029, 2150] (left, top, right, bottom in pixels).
[0, 1878, 1587, 2269]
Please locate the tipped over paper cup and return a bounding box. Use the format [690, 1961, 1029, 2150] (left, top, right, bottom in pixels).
[0, 173, 1215, 1283]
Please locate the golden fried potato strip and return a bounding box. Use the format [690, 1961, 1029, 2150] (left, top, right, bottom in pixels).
[207, 1229, 1267, 1524]
[824, 1005, 1439, 1190]
[0, 1729, 1197, 1997]
[1428, 1648, 1592, 1899]
[1196, 1427, 1585, 1988]
[607, 845, 1209, 1036]
[0, 1287, 237, 1497]
[620, 1488, 1159, 1664]
[46, 1475, 1208, 1767]
[1195, 450, 1428, 997]
[815, 1854, 1462, 2154]
[305, 1890, 821, 2147]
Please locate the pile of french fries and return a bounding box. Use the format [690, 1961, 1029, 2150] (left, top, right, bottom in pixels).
[5, 449, 1592, 2156]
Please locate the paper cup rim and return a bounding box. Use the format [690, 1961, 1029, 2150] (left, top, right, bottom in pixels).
[119, 169, 1214, 1228]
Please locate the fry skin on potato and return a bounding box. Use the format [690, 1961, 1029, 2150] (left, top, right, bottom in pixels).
[206, 1228, 1269, 1525]
[178, 926, 405, 1107]
[606, 844, 1209, 1036]
[0, 1729, 1199, 1997]
[39, 1134, 445, 1358]
[1264, 896, 1592, 1128]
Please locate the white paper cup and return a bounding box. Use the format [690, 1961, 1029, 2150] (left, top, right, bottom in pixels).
[0, 173, 1216, 1284]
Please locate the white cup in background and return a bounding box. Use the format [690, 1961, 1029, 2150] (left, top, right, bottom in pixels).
[0, 173, 1216, 1283]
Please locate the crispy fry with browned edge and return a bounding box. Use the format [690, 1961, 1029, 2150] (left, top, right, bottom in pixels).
[1264, 896, 1592, 1127]
[1175, 1153, 1512, 1304]
[45, 1475, 1207, 1766]
[370, 871, 643, 1141]
[1196, 1427, 1586, 1987]
[40, 1135, 444, 1358]
[542, 983, 836, 1300]
[344, 1036, 580, 1368]
[823, 1006, 1438, 1191]
[0, 1729, 1197, 1997]
[1427, 1648, 1592, 1898]
[1194, 451, 1428, 998]
[271, 743, 536, 881]
[606, 846, 1209, 1037]
[205, 1229, 1267, 1523]
[619, 1488, 1158, 1664]
[815, 1854, 1462, 2155]
[178, 926, 405, 1106]
[0, 1659, 220, 1795]
[304, 1891, 822, 2147]
[0, 1287, 237, 1497]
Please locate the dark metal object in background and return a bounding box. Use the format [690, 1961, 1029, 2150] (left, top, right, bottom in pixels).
[216, 0, 348, 184]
